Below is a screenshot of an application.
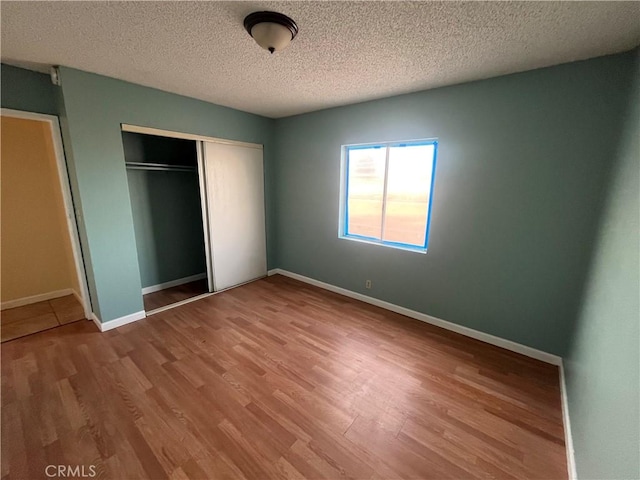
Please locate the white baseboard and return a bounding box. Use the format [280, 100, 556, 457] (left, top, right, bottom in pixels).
[1, 288, 75, 310]
[141, 273, 207, 295]
[559, 363, 577, 480]
[71, 289, 83, 305]
[267, 268, 562, 366]
[91, 310, 146, 332]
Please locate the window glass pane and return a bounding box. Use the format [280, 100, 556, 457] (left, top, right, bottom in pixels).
[382, 144, 435, 247]
[347, 147, 386, 239]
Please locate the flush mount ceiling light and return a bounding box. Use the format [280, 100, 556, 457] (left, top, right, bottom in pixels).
[244, 11, 298, 54]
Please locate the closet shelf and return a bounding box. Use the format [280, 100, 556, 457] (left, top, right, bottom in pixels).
[125, 162, 197, 172]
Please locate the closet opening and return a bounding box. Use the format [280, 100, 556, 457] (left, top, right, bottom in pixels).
[122, 123, 268, 316]
[122, 131, 210, 312]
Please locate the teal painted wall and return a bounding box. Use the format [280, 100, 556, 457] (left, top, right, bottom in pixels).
[127, 170, 207, 288]
[5, 50, 638, 478]
[273, 52, 636, 356]
[56, 67, 275, 322]
[1, 64, 58, 115]
[123, 132, 206, 288]
[564, 50, 640, 480]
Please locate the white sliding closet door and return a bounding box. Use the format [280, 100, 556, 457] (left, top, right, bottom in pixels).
[196, 143, 214, 293]
[203, 141, 267, 291]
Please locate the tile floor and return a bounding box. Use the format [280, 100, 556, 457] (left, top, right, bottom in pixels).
[0, 294, 85, 342]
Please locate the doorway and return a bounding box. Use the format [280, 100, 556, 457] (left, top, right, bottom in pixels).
[0, 109, 92, 342]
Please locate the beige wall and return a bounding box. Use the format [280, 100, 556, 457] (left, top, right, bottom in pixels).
[1, 116, 80, 303]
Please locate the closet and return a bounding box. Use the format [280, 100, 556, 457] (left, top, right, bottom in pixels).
[122, 127, 267, 313]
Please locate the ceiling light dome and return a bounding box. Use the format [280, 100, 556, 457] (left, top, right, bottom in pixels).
[244, 11, 298, 54]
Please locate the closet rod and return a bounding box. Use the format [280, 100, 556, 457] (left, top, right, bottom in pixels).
[125, 162, 197, 172]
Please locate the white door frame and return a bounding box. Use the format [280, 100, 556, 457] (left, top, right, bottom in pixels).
[1, 107, 93, 319]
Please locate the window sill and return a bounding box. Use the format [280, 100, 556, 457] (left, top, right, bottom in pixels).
[339, 234, 427, 254]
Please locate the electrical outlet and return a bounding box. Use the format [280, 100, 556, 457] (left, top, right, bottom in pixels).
[365, 280, 372, 289]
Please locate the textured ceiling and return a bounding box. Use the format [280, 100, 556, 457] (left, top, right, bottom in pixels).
[2, 1, 639, 118]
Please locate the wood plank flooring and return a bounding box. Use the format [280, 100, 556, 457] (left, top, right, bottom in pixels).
[143, 279, 209, 311]
[1, 294, 85, 342]
[1, 275, 567, 479]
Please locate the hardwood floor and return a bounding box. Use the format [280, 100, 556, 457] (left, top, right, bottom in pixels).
[1, 294, 85, 342]
[143, 279, 209, 311]
[1, 275, 567, 479]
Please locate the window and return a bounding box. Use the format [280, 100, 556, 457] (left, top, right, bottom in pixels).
[340, 140, 437, 252]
